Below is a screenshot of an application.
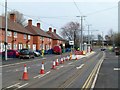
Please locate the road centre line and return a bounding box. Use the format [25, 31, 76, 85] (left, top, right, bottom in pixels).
[33, 71, 51, 79]
[76, 64, 84, 69]
[0, 58, 46, 68]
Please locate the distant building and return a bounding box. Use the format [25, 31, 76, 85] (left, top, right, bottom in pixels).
[47, 27, 65, 48]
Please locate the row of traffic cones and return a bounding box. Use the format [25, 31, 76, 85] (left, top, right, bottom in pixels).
[22, 55, 78, 80]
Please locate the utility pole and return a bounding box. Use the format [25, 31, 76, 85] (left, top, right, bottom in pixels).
[5, 0, 8, 60]
[102, 32, 104, 49]
[76, 16, 86, 51]
[87, 25, 92, 45]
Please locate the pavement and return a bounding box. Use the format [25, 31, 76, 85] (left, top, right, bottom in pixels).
[94, 50, 119, 89]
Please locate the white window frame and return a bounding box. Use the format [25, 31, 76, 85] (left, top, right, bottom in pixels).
[13, 32, 17, 38]
[13, 44, 17, 50]
[28, 45, 30, 49]
[23, 44, 26, 48]
[7, 31, 12, 37]
[28, 35, 31, 40]
[7, 43, 12, 49]
[24, 34, 27, 39]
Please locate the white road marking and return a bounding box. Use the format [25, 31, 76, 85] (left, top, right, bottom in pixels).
[91, 51, 105, 89]
[6, 83, 20, 88]
[114, 68, 120, 71]
[57, 65, 64, 69]
[68, 62, 73, 65]
[76, 64, 84, 69]
[6, 70, 12, 72]
[33, 71, 51, 79]
[18, 83, 29, 88]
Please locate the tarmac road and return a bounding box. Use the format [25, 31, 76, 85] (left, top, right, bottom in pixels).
[2, 48, 106, 89]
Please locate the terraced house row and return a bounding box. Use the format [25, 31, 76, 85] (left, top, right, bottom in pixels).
[0, 14, 65, 52]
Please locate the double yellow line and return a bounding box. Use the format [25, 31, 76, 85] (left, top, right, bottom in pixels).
[81, 52, 105, 90]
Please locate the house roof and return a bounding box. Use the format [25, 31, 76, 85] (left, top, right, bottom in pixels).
[47, 31, 64, 40]
[25, 25, 51, 38]
[0, 16, 33, 35]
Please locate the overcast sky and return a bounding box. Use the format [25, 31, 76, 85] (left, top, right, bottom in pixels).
[0, 0, 119, 39]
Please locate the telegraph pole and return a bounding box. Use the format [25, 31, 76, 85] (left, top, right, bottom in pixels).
[87, 25, 92, 45]
[102, 32, 104, 49]
[5, 0, 8, 60]
[76, 16, 86, 51]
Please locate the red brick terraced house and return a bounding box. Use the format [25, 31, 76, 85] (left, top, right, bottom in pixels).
[47, 27, 65, 48]
[0, 14, 33, 52]
[25, 19, 52, 51]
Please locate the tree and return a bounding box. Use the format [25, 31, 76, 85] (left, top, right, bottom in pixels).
[61, 21, 80, 48]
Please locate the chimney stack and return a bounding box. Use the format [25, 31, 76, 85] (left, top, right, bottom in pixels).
[54, 29, 56, 33]
[10, 13, 16, 22]
[37, 23, 40, 28]
[28, 19, 32, 26]
[49, 27, 52, 32]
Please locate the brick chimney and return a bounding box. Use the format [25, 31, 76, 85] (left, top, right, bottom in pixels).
[28, 19, 32, 26]
[54, 29, 56, 33]
[49, 27, 52, 32]
[10, 13, 16, 22]
[37, 23, 40, 28]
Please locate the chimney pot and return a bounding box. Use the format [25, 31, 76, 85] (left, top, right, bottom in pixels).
[28, 19, 32, 26]
[10, 13, 16, 22]
[49, 27, 52, 32]
[54, 29, 56, 33]
[37, 23, 40, 28]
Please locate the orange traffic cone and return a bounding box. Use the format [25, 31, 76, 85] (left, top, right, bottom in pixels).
[60, 58, 63, 64]
[75, 55, 78, 60]
[56, 59, 59, 66]
[52, 60, 56, 69]
[40, 61, 45, 74]
[22, 64, 29, 80]
[63, 57, 65, 63]
[66, 56, 68, 61]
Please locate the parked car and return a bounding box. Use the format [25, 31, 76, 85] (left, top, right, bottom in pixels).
[53, 45, 62, 54]
[34, 51, 41, 57]
[2, 50, 20, 58]
[114, 47, 120, 55]
[19, 49, 34, 59]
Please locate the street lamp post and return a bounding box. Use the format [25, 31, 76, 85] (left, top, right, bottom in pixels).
[76, 16, 86, 51]
[5, 0, 8, 60]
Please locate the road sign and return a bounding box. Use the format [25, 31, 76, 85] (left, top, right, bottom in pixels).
[69, 41, 74, 45]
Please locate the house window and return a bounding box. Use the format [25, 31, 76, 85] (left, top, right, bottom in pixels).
[13, 44, 17, 50]
[50, 39, 52, 42]
[14, 32, 17, 38]
[23, 44, 26, 48]
[42, 37, 44, 40]
[28, 35, 31, 40]
[18, 44, 22, 50]
[7, 31, 12, 37]
[28, 45, 30, 49]
[24, 34, 27, 39]
[7, 43, 11, 49]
